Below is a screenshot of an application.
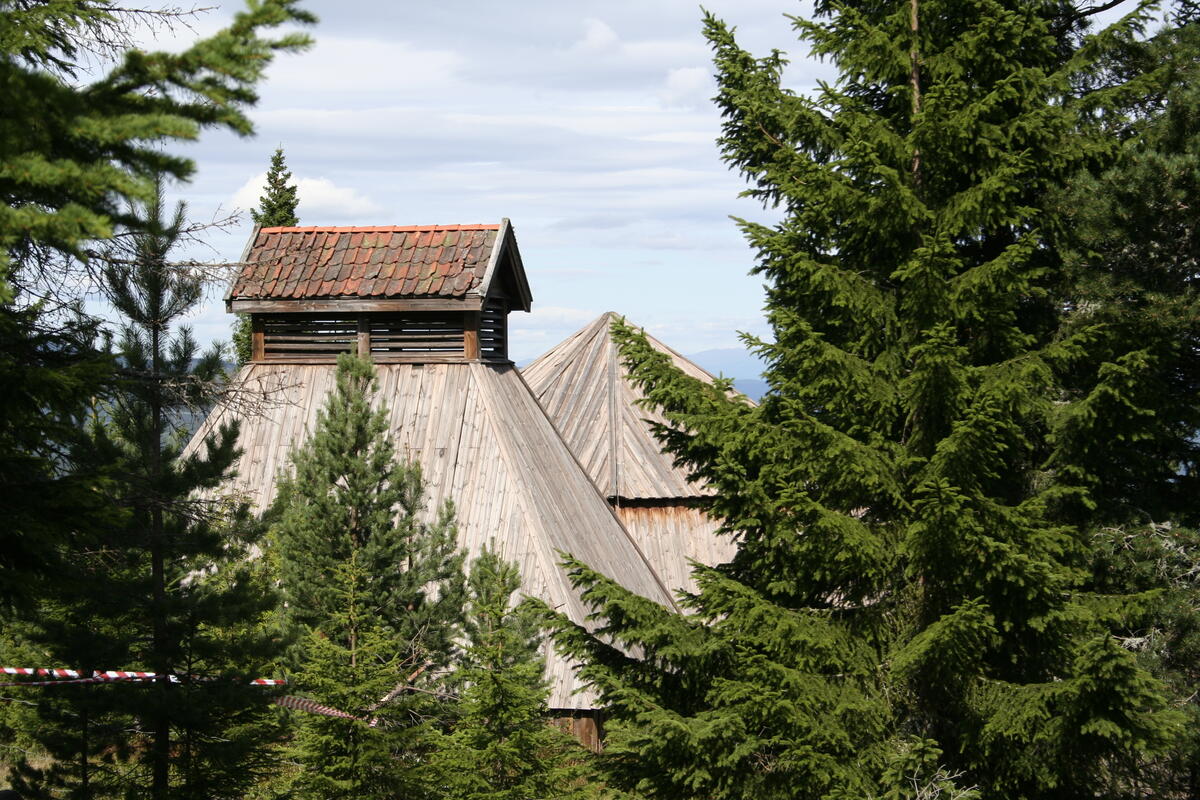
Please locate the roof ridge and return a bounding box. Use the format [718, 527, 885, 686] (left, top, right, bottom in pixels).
[256, 224, 502, 234]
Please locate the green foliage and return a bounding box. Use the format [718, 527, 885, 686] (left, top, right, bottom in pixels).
[272, 353, 465, 666]
[0, 0, 314, 281]
[286, 564, 426, 800]
[0, 0, 313, 639]
[271, 353, 466, 799]
[1053, 18, 1200, 526]
[428, 548, 594, 800]
[1088, 523, 1200, 795]
[0, 301, 116, 609]
[1, 1, 312, 796]
[232, 315, 254, 368]
[235, 146, 300, 367]
[250, 147, 300, 227]
[542, 3, 1190, 798]
[7, 181, 287, 800]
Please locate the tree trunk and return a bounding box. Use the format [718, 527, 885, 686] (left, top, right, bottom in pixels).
[910, 0, 922, 183]
[150, 318, 170, 800]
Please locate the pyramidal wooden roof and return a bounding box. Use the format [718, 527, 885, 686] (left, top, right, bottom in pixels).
[227, 219, 532, 311]
[522, 312, 725, 501]
[183, 361, 676, 709]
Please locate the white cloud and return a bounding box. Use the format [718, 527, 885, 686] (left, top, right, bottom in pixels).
[573, 18, 620, 53]
[262, 36, 463, 97]
[659, 66, 712, 108]
[232, 173, 383, 224]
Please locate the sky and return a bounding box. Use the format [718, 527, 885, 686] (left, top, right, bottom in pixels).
[148, 0, 836, 365]
[152, 0, 1140, 366]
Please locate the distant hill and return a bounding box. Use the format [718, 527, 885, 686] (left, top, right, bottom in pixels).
[685, 347, 766, 381]
[685, 348, 767, 401]
[731, 378, 768, 401]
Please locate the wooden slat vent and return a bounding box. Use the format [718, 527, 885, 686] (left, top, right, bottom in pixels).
[259, 313, 468, 363]
[262, 315, 357, 362]
[480, 300, 508, 361]
[369, 313, 465, 358]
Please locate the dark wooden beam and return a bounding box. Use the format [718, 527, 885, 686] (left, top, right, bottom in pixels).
[251, 315, 265, 362]
[464, 310, 481, 360]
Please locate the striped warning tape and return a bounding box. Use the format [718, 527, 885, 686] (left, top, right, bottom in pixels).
[0, 668, 286, 688]
[3, 669, 372, 725]
[2, 668, 83, 678]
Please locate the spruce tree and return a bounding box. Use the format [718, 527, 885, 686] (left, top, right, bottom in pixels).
[543, 3, 1183, 799]
[0, 0, 313, 631]
[235, 147, 301, 365]
[1059, 10, 1200, 794]
[271, 353, 466, 798]
[9, 181, 287, 800]
[250, 147, 301, 228]
[1054, 12, 1200, 527]
[0, 302, 116, 609]
[1, 3, 311, 795]
[429, 548, 593, 800]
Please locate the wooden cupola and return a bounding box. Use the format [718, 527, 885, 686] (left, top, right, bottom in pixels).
[226, 219, 531, 363]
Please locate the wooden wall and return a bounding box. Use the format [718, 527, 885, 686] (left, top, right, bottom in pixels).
[614, 503, 737, 595]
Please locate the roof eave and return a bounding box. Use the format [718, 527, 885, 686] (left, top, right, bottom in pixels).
[225, 223, 262, 311]
[473, 218, 533, 312]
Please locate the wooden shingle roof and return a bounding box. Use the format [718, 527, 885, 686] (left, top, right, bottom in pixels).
[227, 219, 532, 312]
[522, 312, 730, 501]
[183, 361, 677, 709]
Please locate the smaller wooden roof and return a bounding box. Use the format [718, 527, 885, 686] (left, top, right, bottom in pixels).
[227, 219, 532, 312]
[522, 312, 729, 501]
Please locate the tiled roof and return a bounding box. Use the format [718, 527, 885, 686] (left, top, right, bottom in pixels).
[230, 224, 501, 301]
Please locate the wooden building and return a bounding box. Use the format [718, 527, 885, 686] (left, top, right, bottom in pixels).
[522, 312, 738, 594]
[186, 221, 679, 735]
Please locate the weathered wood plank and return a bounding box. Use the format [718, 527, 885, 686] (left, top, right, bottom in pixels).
[463, 310, 480, 360]
[251, 316, 265, 362]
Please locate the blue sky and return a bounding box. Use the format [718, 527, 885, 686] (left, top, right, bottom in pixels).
[153, 0, 837, 363]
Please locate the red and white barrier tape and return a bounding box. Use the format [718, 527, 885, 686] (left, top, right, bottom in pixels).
[2, 668, 369, 725]
[0, 667, 285, 688]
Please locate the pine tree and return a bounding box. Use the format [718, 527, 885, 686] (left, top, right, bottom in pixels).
[234, 146, 301, 366]
[429, 548, 594, 800]
[542, 3, 1184, 798]
[1, 3, 312, 795]
[0, 0, 314, 283]
[271, 353, 466, 798]
[287, 560, 422, 800]
[9, 181, 287, 800]
[0, 302, 116, 609]
[0, 0, 314, 628]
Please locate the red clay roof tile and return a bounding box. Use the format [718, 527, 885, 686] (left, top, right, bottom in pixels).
[231, 224, 503, 301]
